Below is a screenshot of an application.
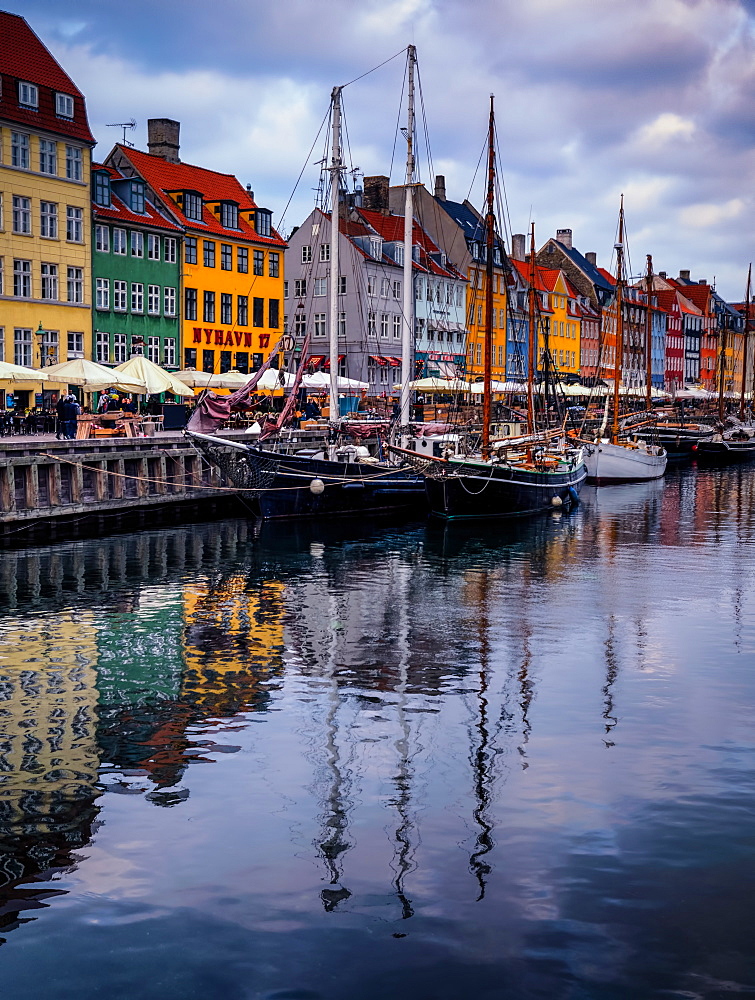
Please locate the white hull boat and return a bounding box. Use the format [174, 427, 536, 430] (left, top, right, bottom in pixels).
[583, 438, 667, 484]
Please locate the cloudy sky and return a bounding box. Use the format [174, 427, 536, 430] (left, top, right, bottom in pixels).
[11, 0, 754, 300]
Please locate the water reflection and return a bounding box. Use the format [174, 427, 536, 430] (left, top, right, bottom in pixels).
[0, 465, 754, 997]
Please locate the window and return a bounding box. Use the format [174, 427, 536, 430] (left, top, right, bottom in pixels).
[96, 332, 109, 363]
[184, 192, 203, 221]
[237, 247, 248, 273]
[394, 316, 402, 339]
[130, 182, 145, 214]
[148, 284, 160, 315]
[185, 236, 197, 265]
[370, 237, 382, 259]
[113, 228, 127, 254]
[147, 337, 160, 363]
[339, 312, 346, 338]
[283, 280, 289, 299]
[269, 251, 279, 278]
[164, 237, 177, 263]
[13, 259, 31, 298]
[314, 313, 326, 338]
[185, 288, 197, 321]
[367, 275, 376, 296]
[18, 82, 38, 108]
[319, 243, 330, 262]
[256, 210, 272, 237]
[294, 314, 306, 338]
[221, 244, 233, 270]
[253, 297, 264, 327]
[41, 201, 58, 238]
[67, 267, 83, 303]
[164, 338, 176, 366]
[66, 207, 83, 242]
[294, 278, 306, 297]
[95, 224, 109, 251]
[268, 299, 279, 329]
[56, 92, 74, 118]
[130, 230, 144, 257]
[221, 293, 232, 324]
[113, 280, 127, 312]
[415, 278, 424, 300]
[96, 277, 110, 309]
[253, 249, 264, 275]
[380, 314, 389, 339]
[368, 312, 376, 337]
[234, 351, 248, 373]
[164, 286, 176, 317]
[237, 295, 248, 326]
[65, 145, 82, 181]
[203, 291, 215, 323]
[381, 278, 390, 297]
[39, 139, 57, 174]
[339, 276, 347, 295]
[113, 333, 127, 363]
[221, 202, 238, 229]
[41, 263, 58, 300]
[203, 241, 215, 267]
[131, 283, 144, 313]
[147, 234, 160, 260]
[11, 132, 29, 169]
[14, 328, 32, 367]
[67, 332, 84, 359]
[314, 277, 327, 297]
[93, 171, 111, 206]
[392, 280, 401, 300]
[301, 245, 312, 264]
[12, 196, 31, 234]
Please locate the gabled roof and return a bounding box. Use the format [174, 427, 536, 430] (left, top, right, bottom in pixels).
[0, 11, 94, 143]
[92, 162, 183, 233]
[433, 197, 506, 253]
[654, 289, 682, 314]
[669, 280, 712, 313]
[357, 208, 466, 280]
[510, 260, 556, 308]
[115, 145, 286, 247]
[541, 239, 614, 292]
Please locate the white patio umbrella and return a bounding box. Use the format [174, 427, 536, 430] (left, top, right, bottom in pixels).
[41, 358, 146, 393]
[114, 355, 194, 397]
[0, 360, 50, 382]
[303, 372, 368, 391]
[469, 379, 529, 394]
[173, 369, 219, 389]
[392, 376, 472, 392]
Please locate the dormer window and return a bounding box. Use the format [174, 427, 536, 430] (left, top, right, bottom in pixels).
[440, 252, 447, 269]
[412, 245, 420, 263]
[56, 93, 74, 118]
[395, 244, 404, 266]
[256, 209, 272, 237]
[183, 191, 203, 221]
[369, 237, 382, 259]
[130, 180, 145, 214]
[18, 82, 38, 108]
[221, 201, 239, 229]
[93, 171, 111, 207]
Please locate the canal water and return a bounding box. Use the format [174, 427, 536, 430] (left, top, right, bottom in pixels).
[1, 465, 754, 1000]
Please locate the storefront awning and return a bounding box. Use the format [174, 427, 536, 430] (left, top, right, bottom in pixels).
[369, 355, 388, 366]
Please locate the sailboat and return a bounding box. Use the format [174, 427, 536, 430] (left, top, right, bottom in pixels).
[580, 199, 667, 484]
[696, 264, 755, 464]
[393, 98, 586, 519]
[188, 53, 426, 519]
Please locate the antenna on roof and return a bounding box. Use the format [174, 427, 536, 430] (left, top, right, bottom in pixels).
[106, 119, 137, 146]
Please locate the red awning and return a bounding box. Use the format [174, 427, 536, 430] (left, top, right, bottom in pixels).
[322, 354, 345, 370]
[369, 355, 388, 366]
[307, 355, 325, 368]
[386, 356, 401, 366]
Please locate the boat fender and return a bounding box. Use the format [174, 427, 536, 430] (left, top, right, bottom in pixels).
[310, 478, 325, 495]
[567, 486, 580, 506]
[551, 495, 563, 507]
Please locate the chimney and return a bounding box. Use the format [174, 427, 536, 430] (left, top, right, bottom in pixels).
[585, 251, 597, 266]
[556, 228, 573, 248]
[659, 271, 667, 279]
[511, 233, 526, 261]
[363, 175, 389, 214]
[147, 118, 180, 163]
[679, 269, 691, 281]
[434, 174, 447, 201]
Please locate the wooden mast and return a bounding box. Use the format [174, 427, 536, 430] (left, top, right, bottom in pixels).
[328, 86, 343, 423]
[400, 45, 416, 440]
[526, 223, 537, 435]
[739, 264, 752, 420]
[645, 254, 653, 411]
[482, 94, 495, 460]
[611, 198, 625, 445]
[718, 285, 728, 422]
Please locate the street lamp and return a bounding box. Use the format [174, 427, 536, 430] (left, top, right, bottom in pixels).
[35, 322, 46, 367]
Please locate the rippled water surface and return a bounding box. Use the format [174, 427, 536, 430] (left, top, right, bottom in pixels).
[2, 465, 755, 999]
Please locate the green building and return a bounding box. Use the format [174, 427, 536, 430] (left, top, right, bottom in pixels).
[91, 162, 182, 369]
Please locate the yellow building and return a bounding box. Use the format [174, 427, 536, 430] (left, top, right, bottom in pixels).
[539, 266, 581, 378]
[465, 264, 508, 381]
[110, 120, 286, 375]
[0, 12, 96, 407]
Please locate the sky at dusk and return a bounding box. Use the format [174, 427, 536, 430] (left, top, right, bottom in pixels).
[7, 0, 754, 300]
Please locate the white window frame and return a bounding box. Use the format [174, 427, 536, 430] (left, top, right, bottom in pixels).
[393, 315, 402, 340]
[392, 280, 401, 300]
[164, 287, 176, 317]
[12, 196, 31, 235]
[14, 328, 33, 367]
[19, 82, 38, 108]
[40, 201, 58, 239]
[113, 280, 127, 313]
[131, 282, 144, 314]
[313, 313, 327, 338]
[39, 139, 57, 175]
[41, 262, 58, 300]
[301, 245, 312, 264]
[66, 206, 83, 243]
[11, 132, 29, 169]
[164, 338, 176, 367]
[131, 231, 144, 257]
[148, 284, 160, 315]
[164, 237, 177, 263]
[380, 314, 389, 339]
[96, 278, 110, 310]
[95, 224, 110, 252]
[56, 93, 74, 118]
[314, 277, 327, 297]
[13, 259, 32, 298]
[113, 228, 127, 255]
[65, 145, 83, 181]
[95, 331, 110, 363]
[148, 234, 160, 260]
[67, 266, 83, 303]
[113, 334, 127, 364]
[319, 243, 330, 262]
[67, 332, 84, 359]
[147, 336, 160, 363]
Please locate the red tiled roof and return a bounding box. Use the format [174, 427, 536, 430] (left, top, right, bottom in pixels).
[116, 145, 286, 247]
[0, 12, 94, 143]
[669, 280, 711, 312]
[597, 267, 617, 286]
[510, 259, 558, 304]
[92, 164, 183, 233]
[357, 207, 466, 280]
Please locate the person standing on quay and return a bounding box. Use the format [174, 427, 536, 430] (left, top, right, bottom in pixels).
[55, 394, 67, 439]
[61, 395, 80, 440]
